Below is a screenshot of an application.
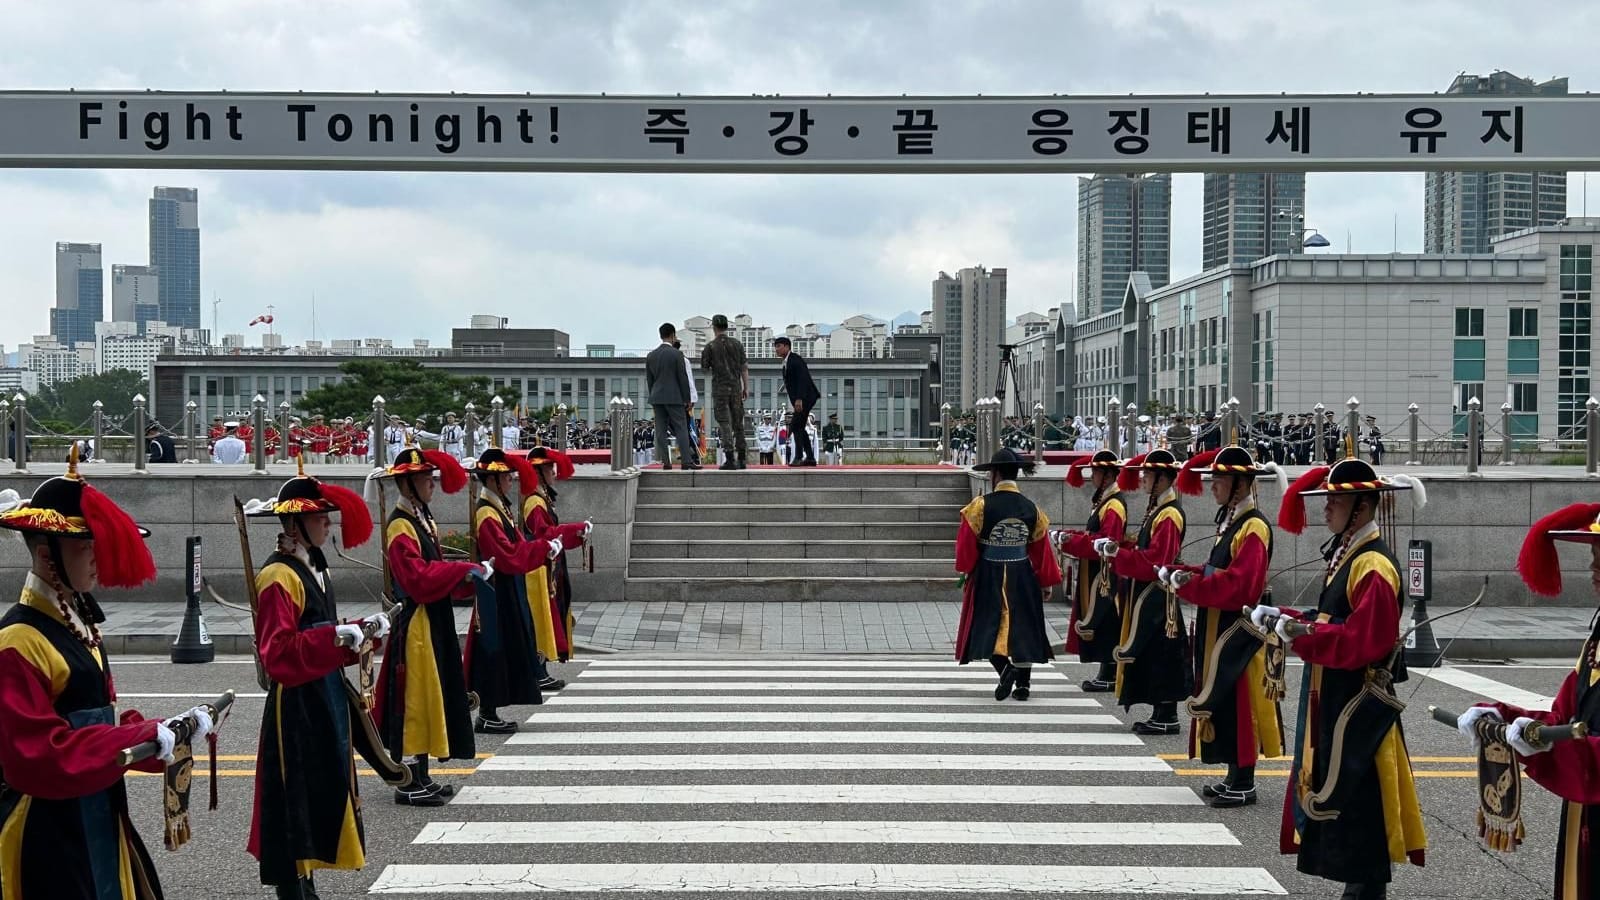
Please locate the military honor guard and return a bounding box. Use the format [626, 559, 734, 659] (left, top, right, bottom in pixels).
[467, 448, 554, 732]
[955, 448, 1062, 701]
[1053, 449, 1127, 692]
[370, 446, 482, 806]
[1101, 450, 1191, 734]
[1261, 458, 1427, 900]
[243, 462, 402, 900]
[1159, 445, 1287, 808]
[1450, 503, 1600, 899]
[0, 452, 211, 900]
[523, 446, 590, 681]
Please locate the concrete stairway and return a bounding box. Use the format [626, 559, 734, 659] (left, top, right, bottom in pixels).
[625, 469, 970, 601]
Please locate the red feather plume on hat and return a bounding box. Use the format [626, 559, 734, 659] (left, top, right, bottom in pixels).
[1175, 448, 1220, 497]
[79, 483, 155, 588]
[319, 482, 374, 549]
[1066, 460, 1087, 488]
[422, 449, 468, 495]
[1117, 454, 1147, 491]
[508, 452, 539, 493]
[1278, 465, 1330, 535]
[547, 449, 576, 481]
[1516, 503, 1600, 597]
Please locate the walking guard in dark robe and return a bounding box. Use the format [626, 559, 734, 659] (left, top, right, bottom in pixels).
[522, 446, 590, 681]
[243, 464, 402, 899]
[1453, 502, 1600, 899]
[468, 448, 556, 732]
[1101, 450, 1191, 734]
[1053, 449, 1127, 692]
[371, 446, 483, 805]
[0, 454, 209, 900]
[955, 448, 1062, 701]
[1263, 457, 1427, 900]
[1160, 444, 1287, 808]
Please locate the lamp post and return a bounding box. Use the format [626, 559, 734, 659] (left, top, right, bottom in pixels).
[1275, 200, 1331, 254]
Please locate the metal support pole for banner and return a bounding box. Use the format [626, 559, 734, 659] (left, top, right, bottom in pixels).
[91, 400, 105, 463]
[1345, 396, 1361, 459]
[1587, 397, 1599, 478]
[12, 393, 28, 473]
[1105, 399, 1121, 458]
[939, 402, 953, 465]
[1312, 402, 1328, 464]
[249, 395, 268, 475]
[1498, 401, 1515, 466]
[371, 395, 389, 470]
[277, 401, 291, 463]
[1465, 396, 1482, 476]
[132, 394, 149, 473]
[463, 402, 478, 460]
[1405, 403, 1420, 466]
[490, 396, 505, 449]
[554, 403, 569, 451]
[184, 401, 198, 463]
[1032, 402, 1046, 464]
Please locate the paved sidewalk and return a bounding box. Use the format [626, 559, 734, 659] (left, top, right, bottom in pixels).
[101, 598, 1589, 660]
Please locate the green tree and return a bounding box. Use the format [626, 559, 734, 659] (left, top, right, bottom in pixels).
[299, 359, 494, 422]
[31, 369, 150, 428]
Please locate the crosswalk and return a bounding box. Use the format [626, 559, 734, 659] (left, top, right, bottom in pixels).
[367, 656, 1287, 896]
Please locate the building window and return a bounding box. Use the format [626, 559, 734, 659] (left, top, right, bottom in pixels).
[1511, 382, 1538, 412]
[1509, 308, 1538, 337]
[1559, 245, 1594, 436]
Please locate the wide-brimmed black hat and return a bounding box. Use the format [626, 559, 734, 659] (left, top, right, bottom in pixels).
[972, 447, 1029, 472]
[1279, 457, 1425, 535]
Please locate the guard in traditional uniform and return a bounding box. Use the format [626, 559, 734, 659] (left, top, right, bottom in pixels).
[1054, 449, 1127, 692]
[523, 446, 590, 682]
[1453, 502, 1600, 899]
[955, 448, 1062, 700]
[1102, 450, 1191, 734]
[371, 446, 482, 805]
[468, 448, 554, 732]
[1160, 445, 1286, 808]
[0, 452, 210, 900]
[1263, 458, 1427, 899]
[244, 463, 399, 899]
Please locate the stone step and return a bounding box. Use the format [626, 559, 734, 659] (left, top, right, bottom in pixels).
[634, 503, 960, 524]
[630, 539, 953, 560]
[622, 576, 958, 603]
[629, 558, 953, 579]
[639, 470, 969, 490]
[635, 486, 972, 506]
[629, 521, 955, 542]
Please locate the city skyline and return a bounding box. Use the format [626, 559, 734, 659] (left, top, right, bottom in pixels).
[2, 4, 1598, 352]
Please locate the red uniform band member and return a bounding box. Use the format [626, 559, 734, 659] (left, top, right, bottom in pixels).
[522, 446, 589, 678]
[1052, 449, 1126, 692]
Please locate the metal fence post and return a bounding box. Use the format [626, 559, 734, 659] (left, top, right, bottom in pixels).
[490, 396, 505, 449]
[554, 403, 569, 451]
[249, 395, 268, 474]
[371, 396, 389, 470]
[0, 399, 10, 462]
[972, 398, 991, 465]
[1498, 401, 1515, 466]
[91, 400, 105, 463]
[277, 401, 291, 463]
[1032, 402, 1046, 464]
[1345, 396, 1361, 459]
[939, 402, 953, 464]
[1465, 396, 1482, 476]
[184, 401, 198, 463]
[1123, 403, 1139, 457]
[1105, 398, 1121, 457]
[1405, 403, 1421, 466]
[12, 393, 28, 473]
[1225, 396, 1241, 446]
[623, 398, 637, 471]
[463, 402, 478, 459]
[1312, 402, 1328, 463]
[131, 394, 149, 473]
[607, 397, 623, 472]
[1586, 397, 1598, 478]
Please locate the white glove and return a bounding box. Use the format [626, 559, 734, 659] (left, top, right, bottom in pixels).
[1506, 717, 1549, 756]
[476, 557, 496, 582]
[547, 537, 564, 560]
[1250, 604, 1282, 630]
[1457, 706, 1502, 746]
[154, 722, 176, 763]
[582, 519, 594, 538]
[361, 612, 391, 641]
[1274, 615, 1298, 644]
[335, 623, 365, 648]
[1169, 568, 1192, 589]
[1092, 537, 1118, 558]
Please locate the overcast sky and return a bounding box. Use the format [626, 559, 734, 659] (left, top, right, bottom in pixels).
[1, 1, 1596, 353]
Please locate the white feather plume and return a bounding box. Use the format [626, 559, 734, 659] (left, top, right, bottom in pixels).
[1258, 462, 1289, 497]
[0, 489, 22, 515]
[363, 468, 386, 502]
[241, 498, 274, 516]
[1388, 474, 1427, 511]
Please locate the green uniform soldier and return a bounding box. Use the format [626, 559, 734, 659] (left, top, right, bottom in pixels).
[701, 314, 750, 470]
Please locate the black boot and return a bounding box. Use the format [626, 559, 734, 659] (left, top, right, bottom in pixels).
[1132, 701, 1181, 735]
[994, 661, 1018, 701]
[1207, 765, 1258, 808]
[1012, 667, 1032, 701]
[1081, 661, 1115, 692]
[1202, 763, 1240, 798]
[303, 875, 321, 900]
[1341, 884, 1386, 900]
[416, 755, 455, 798]
[274, 880, 306, 900]
[988, 655, 1008, 676]
[476, 705, 519, 734]
[538, 675, 567, 691]
[393, 761, 446, 806]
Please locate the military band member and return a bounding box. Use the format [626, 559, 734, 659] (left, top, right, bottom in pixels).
[1263, 458, 1427, 900]
[1054, 449, 1126, 692]
[955, 449, 1061, 700]
[0, 453, 208, 900]
[1161, 445, 1286, 808]
[523, 447, 589, 682]
[1102, 450, 1190, 734]
[244, 466, 389, 900]
[821, 413, 845, 466]
[1454, 503, 1600, 899]
[371, 447, 481, 806]
[440, 412, 466, 459]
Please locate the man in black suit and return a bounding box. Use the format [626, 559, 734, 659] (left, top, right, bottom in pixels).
[146, 421, 178, 463]
[774, 336, 820, 466]
[646, 322, 701, 470]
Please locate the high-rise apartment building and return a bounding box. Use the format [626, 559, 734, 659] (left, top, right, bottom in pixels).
[149, 186, 200, 328]
[111, 263, 161, 332]
[1202, 173, 1307, 268]
[1424, 72, 1568, 253]
[1077, 174, 1171, 320]
[931, 265, 1007, 411]
[51, 242, 103, 347]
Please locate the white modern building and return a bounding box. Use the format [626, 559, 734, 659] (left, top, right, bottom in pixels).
[94, 321, 166, 378]
[932, 265, 1008, 412]
[19, 335, 95, 387]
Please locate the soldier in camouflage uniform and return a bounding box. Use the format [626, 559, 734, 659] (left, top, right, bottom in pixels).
[701, 314, 750, 470]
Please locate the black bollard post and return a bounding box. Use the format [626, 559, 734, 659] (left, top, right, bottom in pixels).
[171, 535, 215, 664]
[1403, 538, 1442, 668]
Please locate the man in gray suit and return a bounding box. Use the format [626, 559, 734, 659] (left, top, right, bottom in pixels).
[646, 322, 702, 470]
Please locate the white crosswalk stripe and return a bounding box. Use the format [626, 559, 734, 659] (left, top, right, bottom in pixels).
[368, 656, 1285, 896]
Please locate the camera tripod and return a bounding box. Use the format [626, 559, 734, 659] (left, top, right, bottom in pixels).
[994, 343, 1028, 420]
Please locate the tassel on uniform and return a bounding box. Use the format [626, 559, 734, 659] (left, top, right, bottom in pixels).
[1164, 588, 1181, 639]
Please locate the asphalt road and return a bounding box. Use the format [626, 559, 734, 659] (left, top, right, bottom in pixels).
[107, 653, 1579, 899]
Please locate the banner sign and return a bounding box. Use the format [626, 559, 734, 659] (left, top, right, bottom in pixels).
[0, 91, 1596, 173]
